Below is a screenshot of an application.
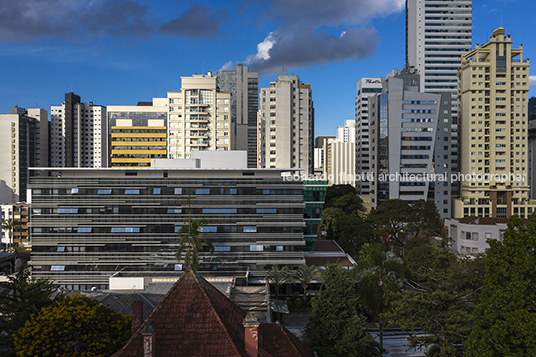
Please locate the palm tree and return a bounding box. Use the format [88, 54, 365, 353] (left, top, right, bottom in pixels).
[294, 264, 320, 306]
[355, 243, 405, 352]
[2, 219, 20, 252]
[174, 218, 214, 270]
[266, 265, 291, 321]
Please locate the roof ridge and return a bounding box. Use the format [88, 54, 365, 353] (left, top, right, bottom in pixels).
[190, 268, 245, 357]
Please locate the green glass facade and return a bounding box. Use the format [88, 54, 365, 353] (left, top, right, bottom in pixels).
[302, 180, 328, 251]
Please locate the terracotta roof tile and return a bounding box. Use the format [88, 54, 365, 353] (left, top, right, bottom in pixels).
[112, 268, 314, 357]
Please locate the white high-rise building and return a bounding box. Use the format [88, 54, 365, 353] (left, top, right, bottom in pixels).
[259, 75, 314, 174]
[50, 93, 106, 168]
[406, 0, 472, 199]
[0, 107, 48, 203]
[355, 78, 383, 195]
[167, 73, 233, 159]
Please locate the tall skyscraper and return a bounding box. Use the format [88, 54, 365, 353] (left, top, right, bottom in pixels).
[259, 75, 314, 174]
[107, 99, 168, 167]
[454, 27, 533, 218]
[167, 73, 233, 158]
[0, 107, 48, 203]
[368, 67, 452, 218]
[355, 78, 383, 196]
[50, 93, 106, 168]
[406, 0, 473, 199]
[217, 64, 259, 167]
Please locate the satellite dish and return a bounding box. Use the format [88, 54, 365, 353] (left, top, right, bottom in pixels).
[409, 67, 416, 74]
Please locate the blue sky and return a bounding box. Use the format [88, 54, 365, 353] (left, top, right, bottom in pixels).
[1, 0, 535, 137]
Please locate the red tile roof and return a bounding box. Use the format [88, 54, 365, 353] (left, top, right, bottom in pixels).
[112, 267, 314, 357]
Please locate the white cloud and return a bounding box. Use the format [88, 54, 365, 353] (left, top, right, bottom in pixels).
[529, 75, 536, 88]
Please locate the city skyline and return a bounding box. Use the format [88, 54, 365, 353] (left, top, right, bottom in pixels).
[1, 0, 535, 137]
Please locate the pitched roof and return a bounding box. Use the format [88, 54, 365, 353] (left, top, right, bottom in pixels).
[112, 267, 314, 357]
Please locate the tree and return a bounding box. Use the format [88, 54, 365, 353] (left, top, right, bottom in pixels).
[14, 294, 130, 357]
[465, 215, 536, 356]
[366, 199, 412, 246]
[319, 185, 374, 257]
[175, 218, 214, 270]
[294, 264, 320, 306]
[355, 243, 404, 351]
[266, 265, 291, 321]
[2, 219, 20, 252]
[304, 265, 380, 357]
[386, 246, 477, 356]
[0, 265, 58, 357]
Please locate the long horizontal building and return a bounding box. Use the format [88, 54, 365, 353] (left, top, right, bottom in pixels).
[28, 152, 305, 290]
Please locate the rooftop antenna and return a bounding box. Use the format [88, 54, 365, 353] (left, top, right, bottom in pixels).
[203, 61, 205, 75]
[501, 14, 503, 27]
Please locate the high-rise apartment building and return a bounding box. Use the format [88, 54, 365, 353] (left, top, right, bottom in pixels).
[355, 78, 383, 196]
[1, 203, 30, 248]
[313, 136, 335, 178]
[0, 107, 48, 203]
[331, 120, 357, 186]
[167, 73, 233, 158]
[406, 0, 473, 199]
[454, 28, 533, 218]
[51, 93, 106, 168]
[368, 68, 452, 218]
[107, 99, 168, 167]
[259, 75, 314, 174]
[217, 64, 259, 167]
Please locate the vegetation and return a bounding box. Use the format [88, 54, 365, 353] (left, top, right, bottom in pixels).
[0, 266, 58, 357]
[355, 243, 404, 351]
[2, 219, 20, 252]
[319, 185, 374, 257]
[386, 244, 481, 356]
[465, 215, 536, 356]
[304, 265, 380, 357]
[175, 218, 214, 270]
[14, 294, 131, 357]
[294, 264, 320, 305]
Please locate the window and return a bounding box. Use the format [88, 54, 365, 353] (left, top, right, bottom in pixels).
[58, 208, 78, 214]
[257, 208, 277, 214]
[202, 208, 237, 213]
[214, 246, 231, 252]
[111, 227, 140, 233]
[51, 266, 65, 271]
[243, 226, 257, 233]
[485, 232, 492, 239]
[57, 247, 65, 252]
[77, 227, 92, 233]
[276, 246, 284, 252]
[196, 188, 210, 194]
[174, 188, 182, 194]
[167, 208, 182, 213]
[71, 188, 79, 194]
[125, 189, 140, 194]
[471, 232, 478, 241]
[201, 226, 217, 233]
[97, 189, 111, 194]
[250, 245, 263, 251]
[230, 188, 237, 195]
[263, 190, 271, 195]
[174, 226, 182, 232]
[153, 188, 161, 194]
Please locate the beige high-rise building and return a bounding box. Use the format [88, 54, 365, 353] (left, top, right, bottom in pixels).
[167, 73, 232, 158]
[259, 75, 314, 174]
[454, 28, 533, 218]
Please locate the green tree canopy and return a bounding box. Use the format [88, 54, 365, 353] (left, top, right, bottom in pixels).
[319, 185, 373, 257]
[175, 218, 214, 270]
[465, 215, 536, 356]
[304, 265, 380, 357]
[354, 243, 404, 351]
[386, 245, 478, 356]
[14, 294, 131, 357]
[366, 199, 444, 247]
[2, 219, 20, 252]
[0, 266, 58, 357]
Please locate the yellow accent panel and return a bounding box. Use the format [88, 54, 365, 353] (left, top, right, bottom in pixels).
[111, 133, 167, 138]
[111, 142, 166, 146]
[112, 150, 167, 155]
[111, 158, 152, 163]
[112, 126, 167, 130]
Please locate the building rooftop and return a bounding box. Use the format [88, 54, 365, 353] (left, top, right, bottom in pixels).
[112, 267, 314, 357]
